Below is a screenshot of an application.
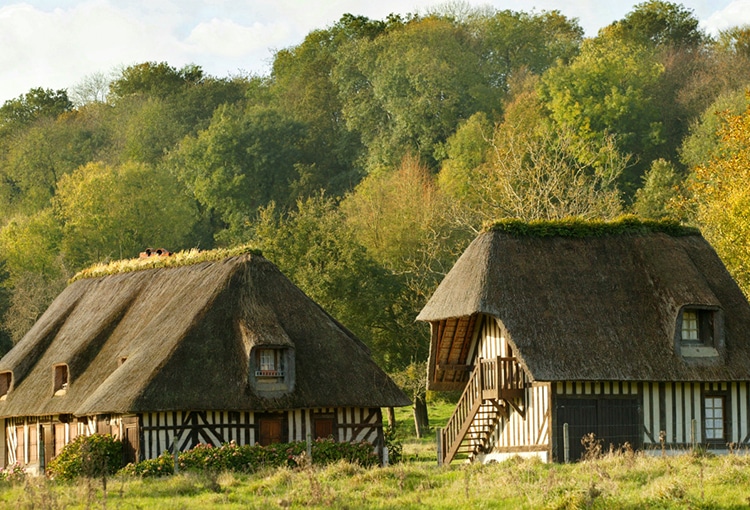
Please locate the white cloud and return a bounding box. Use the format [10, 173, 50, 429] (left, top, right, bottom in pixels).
[185, 18, 291, 57]
[702, 0, 750, 34]
[0, 0, 742, 104]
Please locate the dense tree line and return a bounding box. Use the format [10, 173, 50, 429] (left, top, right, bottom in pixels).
[1, 2, 750, 427]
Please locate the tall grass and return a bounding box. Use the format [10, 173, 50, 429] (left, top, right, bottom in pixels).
[2, 452, 749, 509]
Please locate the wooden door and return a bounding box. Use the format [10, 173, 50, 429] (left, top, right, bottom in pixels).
[54, 423, 66, 457]
[258, 417, 283, 446]
[122, 417, 140, 465]
[313, 418, 334, 440]
[15, 426, 24, 465]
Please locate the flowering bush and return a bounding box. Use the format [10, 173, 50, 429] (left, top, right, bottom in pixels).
[0, 463, 26, 484]
[122, 438, 381, 477]
[119, 452, 174, 478]
[47, 434, 123, 481]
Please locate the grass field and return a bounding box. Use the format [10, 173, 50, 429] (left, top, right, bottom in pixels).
[1, 401, 749, 509]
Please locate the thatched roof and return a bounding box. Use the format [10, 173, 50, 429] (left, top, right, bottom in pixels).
[418, 225, 750, 387]
[0, 254, 409, 418]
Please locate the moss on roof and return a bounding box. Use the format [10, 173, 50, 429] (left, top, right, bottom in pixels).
[483, 216, 700, 238]
[70, 245, 263, 283]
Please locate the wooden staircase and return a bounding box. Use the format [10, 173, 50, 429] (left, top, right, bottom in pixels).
[438, 357, 524, 465]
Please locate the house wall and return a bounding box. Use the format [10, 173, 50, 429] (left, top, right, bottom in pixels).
[140, 407, 384, 460]
[475, 317, 551, 463]
[550, 381, 750, 460]
[3, 415, 114, 471]
[4, 407, 385, 469]
[641, 381, 750, 449]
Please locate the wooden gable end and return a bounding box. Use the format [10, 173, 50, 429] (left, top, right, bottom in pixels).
[428, 314, 480, 391]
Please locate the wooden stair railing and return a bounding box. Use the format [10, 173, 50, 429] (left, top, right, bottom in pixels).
[439, 360, 483, 466]
[438, 356, 525, 466]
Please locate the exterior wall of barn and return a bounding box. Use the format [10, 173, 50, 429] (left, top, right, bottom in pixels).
[549, 381, 750, 461]
[464, 315, 750, 463]
[473, 316, 552, 463]
[4, 407, 385, 471]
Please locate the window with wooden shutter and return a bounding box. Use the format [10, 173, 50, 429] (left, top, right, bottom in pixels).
[0, 371, 11, 400]
[679, 308, 722, 358]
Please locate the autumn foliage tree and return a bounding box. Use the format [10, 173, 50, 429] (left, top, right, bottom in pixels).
[685, 101, 750, 294]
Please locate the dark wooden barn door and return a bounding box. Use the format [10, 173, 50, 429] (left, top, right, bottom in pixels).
[555, 397, 640, 461]
[313, 418, 334, 440]
[258, 417, 284, 446]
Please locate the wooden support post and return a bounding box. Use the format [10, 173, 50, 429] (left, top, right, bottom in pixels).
[691, 419, 696, 450]
[436, 427, 443, 466]
[563, 423, 570, 463]
[172, 437, 179, 474]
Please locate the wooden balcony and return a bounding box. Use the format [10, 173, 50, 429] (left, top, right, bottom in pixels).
[480, 357, 524, 400]
[438, 356, 525, 465]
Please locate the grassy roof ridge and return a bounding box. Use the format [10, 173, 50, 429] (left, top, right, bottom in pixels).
[483, 216, 700, 238]
[69, 245, 263, 283]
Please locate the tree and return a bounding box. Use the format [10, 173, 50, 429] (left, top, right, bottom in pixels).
[438, 111, 493, 209]
[335, 16, 498, 171]
[342, 156, 472, 434]
[271, 15, 389, 197]
[54, 161, 198, 268]
[0, 209, 67, 344]
[607, 0, 706, 49]
[540, 33, 664, 195]
[441, 89, 625, 222]
[69, 71, 112, 106]
[0, 109, 110, 216]
[108, 62, 202, 102]
[717, 25, 750, 59]
[249, 194, 404, 370]
[679, 89, 750, 170]
[470, 9, 583, 92]
[0, 87, 73, 136]
[683, 102, 750, 294]
[633, 159, 682, 219]
[0, 209, 64, 283]
[169, 103, 306, 240]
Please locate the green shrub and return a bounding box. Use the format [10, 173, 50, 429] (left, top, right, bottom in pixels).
[119, 452, 174, 478]
[123, 439, 381, 478]
[47, 434, 122, 481]
[383, 425, 402, 464]
[0, 463, 26, 484]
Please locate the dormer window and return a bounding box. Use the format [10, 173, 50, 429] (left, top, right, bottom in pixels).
[678, 307, 721, 358]
[0, 371, 11, 400]
[250, 347, 294, 394]
[54, 364, 69, 395]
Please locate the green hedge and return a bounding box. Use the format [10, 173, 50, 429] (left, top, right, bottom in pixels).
[120, 438, 381, 478]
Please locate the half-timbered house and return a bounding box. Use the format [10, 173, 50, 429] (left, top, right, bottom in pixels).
[0, 250, 409, 473]
[418, 219, 750, 465]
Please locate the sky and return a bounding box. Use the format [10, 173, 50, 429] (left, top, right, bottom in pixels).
[0, 0, 748, 104]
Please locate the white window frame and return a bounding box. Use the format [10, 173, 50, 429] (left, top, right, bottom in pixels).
[704, 396, 725, 440]
[256, 348, 284, 377]
[681, 310, 699, 342]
